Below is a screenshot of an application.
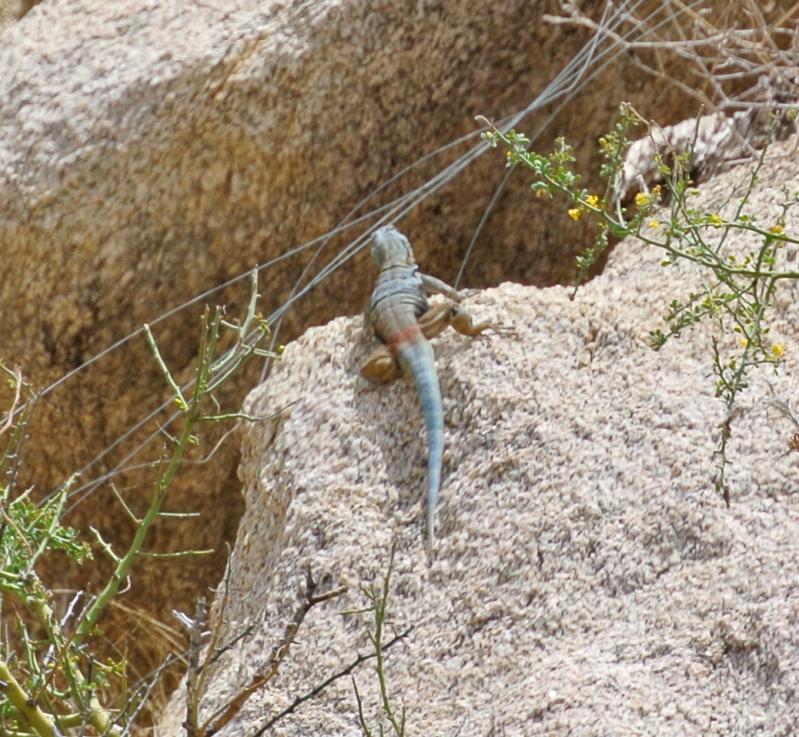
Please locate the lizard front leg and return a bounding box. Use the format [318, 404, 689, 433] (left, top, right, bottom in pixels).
[361, 344, 400, 383]
[418, 302, 513, 340]
[419, 273, 463, 302]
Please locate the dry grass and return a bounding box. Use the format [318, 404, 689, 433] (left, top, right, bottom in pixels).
[546, 0, 799, 115]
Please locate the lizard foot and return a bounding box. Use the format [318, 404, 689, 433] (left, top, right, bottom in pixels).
[361, 345, 400, 383]
[449, 306, 515, 339]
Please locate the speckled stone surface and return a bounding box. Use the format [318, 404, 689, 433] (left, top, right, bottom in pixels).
[0, 0, 610, 670]
[0, 0, 729, 672]
[158, 137, 799, 735]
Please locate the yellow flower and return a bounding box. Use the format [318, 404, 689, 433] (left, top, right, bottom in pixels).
[768, 224, 784, 235]
[739, 338, 749, 348]
[707, 214, 723, 226]
[585, 194, 600, 209]
[635, 186, 662, 208]
[568, 208, 582, 221]
[771, 343, 785, 358]
[647, 220, 660, 229]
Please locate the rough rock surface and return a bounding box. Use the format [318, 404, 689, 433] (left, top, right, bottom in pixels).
[0, 2, 15, 31]
[158, 136, 799, 735]
[0, 0, 721, 667]
[160, 135, 799, 737]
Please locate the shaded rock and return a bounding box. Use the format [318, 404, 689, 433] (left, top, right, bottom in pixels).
[621, 107, 798, 201]
[0, 0, 27, 31]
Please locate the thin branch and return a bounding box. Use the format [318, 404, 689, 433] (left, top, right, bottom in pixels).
[177, 597, 208, 737]
[249, 627, 413, 737]
[195, 545, 233, 707]
[0, 366, 22, 436]
[201, 569, 346, 736]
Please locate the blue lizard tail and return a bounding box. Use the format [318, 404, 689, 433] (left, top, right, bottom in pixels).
[397, 338, 443, 556]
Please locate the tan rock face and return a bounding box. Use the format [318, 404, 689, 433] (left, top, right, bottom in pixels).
[158, 139, 799, 734]
[0, 0, 789, 672]
[0, 0, 33, 31]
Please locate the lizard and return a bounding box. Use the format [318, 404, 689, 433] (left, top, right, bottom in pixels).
[360, 225, 510, 558]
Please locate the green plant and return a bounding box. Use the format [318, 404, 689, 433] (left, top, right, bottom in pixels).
[348, 545, 407, 737]
[480, 104, 798, 503]
[0, 271, 277, 735]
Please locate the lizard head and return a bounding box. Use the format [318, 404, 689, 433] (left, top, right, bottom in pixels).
[371, 225, 416, 269]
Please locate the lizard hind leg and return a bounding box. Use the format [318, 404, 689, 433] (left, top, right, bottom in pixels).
[361, 345, 400, 383]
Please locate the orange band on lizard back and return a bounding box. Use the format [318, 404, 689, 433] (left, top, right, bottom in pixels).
[387, 323, 423, 353]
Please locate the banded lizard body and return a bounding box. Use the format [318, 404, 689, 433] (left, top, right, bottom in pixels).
[361, 225, 509, 556]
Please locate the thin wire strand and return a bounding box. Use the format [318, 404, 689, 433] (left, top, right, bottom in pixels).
[55, 0, 655, 504]
[51, 0, 704, 509]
